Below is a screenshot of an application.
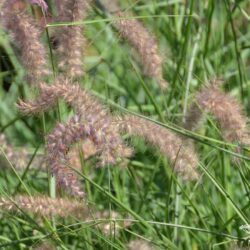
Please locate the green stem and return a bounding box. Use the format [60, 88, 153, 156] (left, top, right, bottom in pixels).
[199, 163, 249, 224]
[224, 0, 245, 100]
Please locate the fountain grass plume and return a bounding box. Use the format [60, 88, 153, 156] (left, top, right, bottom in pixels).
[0, 195, 87, 218]
[46, 113, 132, 197]
[46, 115, 93, 198]
[0, 0, 50, 83]
[128, 239, 156, 250]
[0, 134, 45, 171]
[18, 77, 133, 166]
[55, 0, 91, 78]
[184, 82, 250, 146]
[18, 77, 133, 196]
[117, 115, 199, 180]
[116, 10, 167, 90]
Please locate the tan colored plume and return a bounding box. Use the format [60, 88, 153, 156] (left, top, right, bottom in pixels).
[100, 0, 167, 90]
[0, 195, 87, 219]
[55, 0, 92, 78]
[117, 115, 199, 180]
[0, 1, 50, 83]
[184, 82, 250, 146]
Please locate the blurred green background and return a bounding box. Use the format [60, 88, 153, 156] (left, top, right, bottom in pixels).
[0, 0, 250, 249]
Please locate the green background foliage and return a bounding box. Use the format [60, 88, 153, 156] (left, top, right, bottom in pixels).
[0, 0, 250, 249]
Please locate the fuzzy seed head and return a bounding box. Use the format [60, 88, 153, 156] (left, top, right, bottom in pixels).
[0, 195, 87, 219]
[55, 0, 91, 78]
[18, 77, 133, 166]
[46, 110, 132, 197]
[0, 133, 45, 170]
[0, 4, 50, 83]
[184, 83, 250, 146]
[47, 116, 86, 198]
[29, 0, 48, 12]
[116, 11, 167, 90]
[117, 115, 199, 180]
[128, 240, 156, 250]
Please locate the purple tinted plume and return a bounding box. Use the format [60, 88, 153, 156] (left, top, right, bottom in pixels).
[29, 0, 48, 12]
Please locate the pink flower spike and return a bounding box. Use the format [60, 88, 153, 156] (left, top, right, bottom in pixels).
[29, 0, 48, 12]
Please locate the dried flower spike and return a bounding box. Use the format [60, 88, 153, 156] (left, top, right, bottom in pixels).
[0, 133, 45, 171]
[29, 0, 48, 12]
[47, 115, 89, 198]
[115, 10, 167, 90]
[46, 109, 131, 198]
[128, 239, 156, 250]
[117, 115, 199, 180]
[184, 83, 250, 146]
[55, 0, 91, 78]
[0, 135, 94, 172]
[0, 195, 131, 236]
[0, 2, 50, 83]
[18, 77, 133, 166]
[18, 77, 133, 196]
[34, 242, 56, 250]
[2, 0, 48, 12]
[0, 195, 87, 219]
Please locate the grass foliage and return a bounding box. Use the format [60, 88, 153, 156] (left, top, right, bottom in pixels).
[0, 0, 250, 249]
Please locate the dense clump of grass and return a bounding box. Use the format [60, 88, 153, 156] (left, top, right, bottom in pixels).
[0, 0, 250, 249]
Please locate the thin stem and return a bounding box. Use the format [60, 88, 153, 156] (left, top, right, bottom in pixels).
[199, 163, 249, 224]
[46, 14, 196, 27]
[224, 0, 245, 100]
